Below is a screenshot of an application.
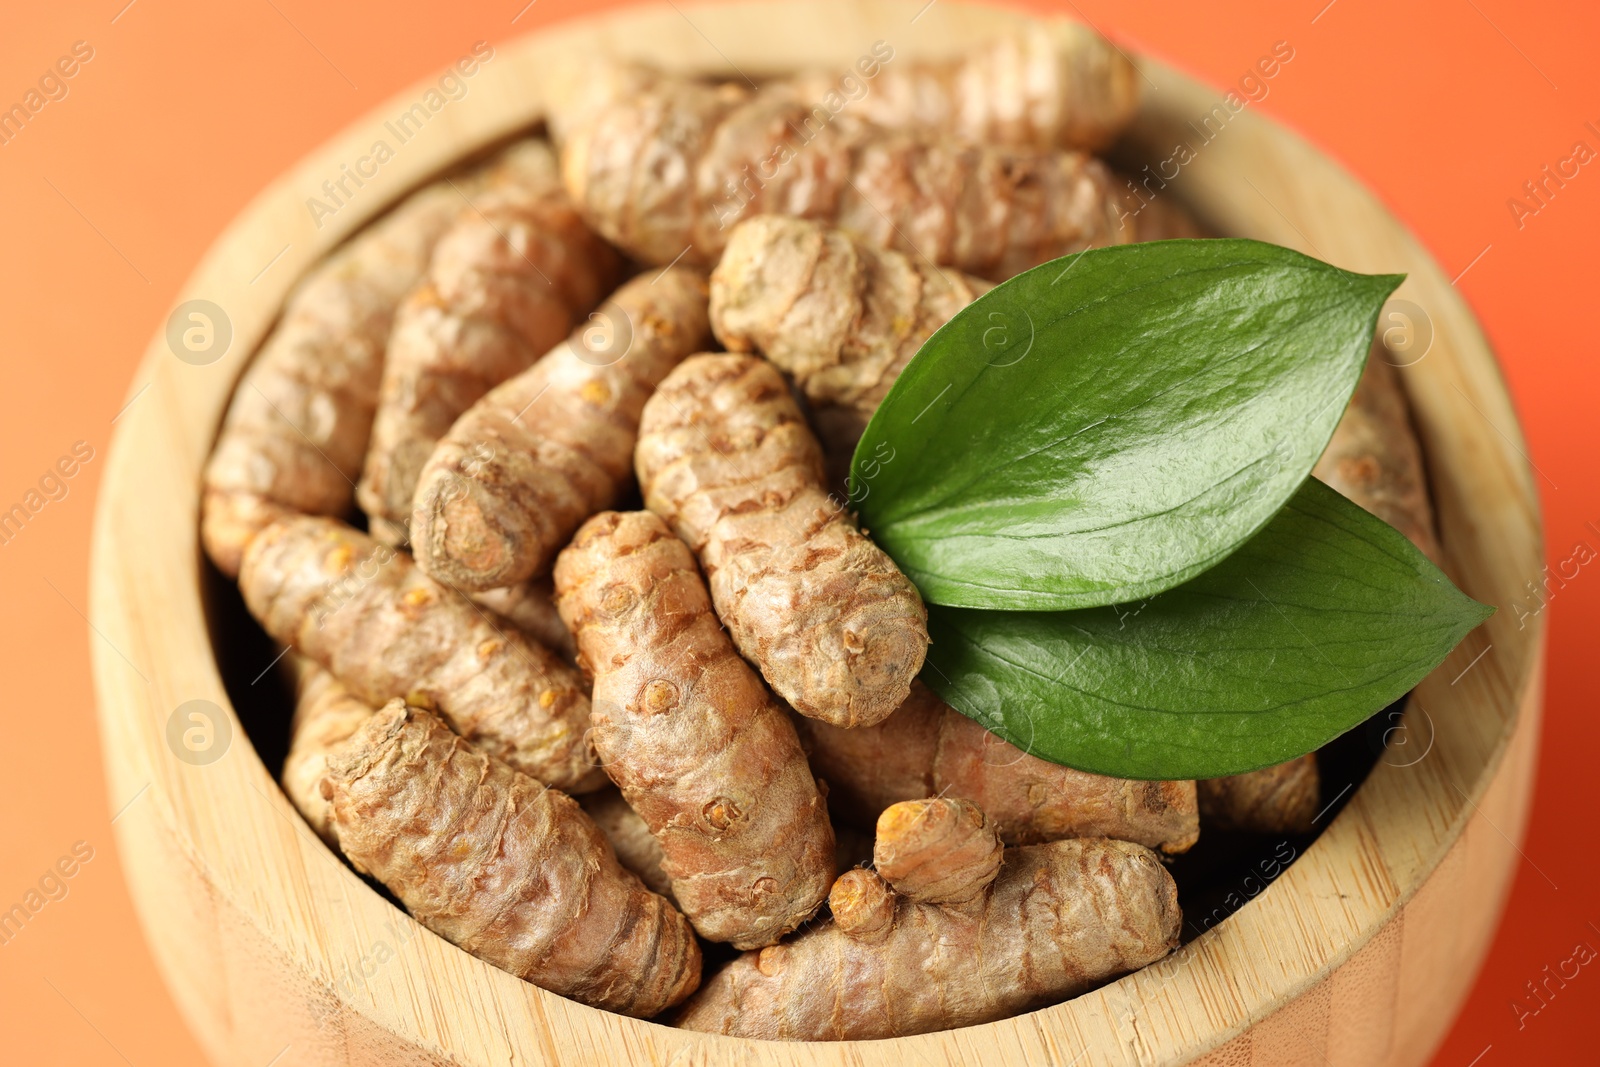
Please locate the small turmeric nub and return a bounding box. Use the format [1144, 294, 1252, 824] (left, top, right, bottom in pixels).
[872, 796, 1002, 905]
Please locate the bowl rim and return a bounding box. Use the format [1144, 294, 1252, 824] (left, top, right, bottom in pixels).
[89, 2, 1544, 1063]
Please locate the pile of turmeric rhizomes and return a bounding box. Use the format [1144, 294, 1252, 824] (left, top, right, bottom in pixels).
[206, 27, 1438, 1039]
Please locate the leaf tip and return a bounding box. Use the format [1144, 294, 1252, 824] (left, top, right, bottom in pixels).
[1375, 272, 1408, 297]
[1340, 269, 1406, 301]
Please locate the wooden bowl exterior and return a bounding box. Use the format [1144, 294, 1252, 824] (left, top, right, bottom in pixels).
[89, 2, 1544, 1065]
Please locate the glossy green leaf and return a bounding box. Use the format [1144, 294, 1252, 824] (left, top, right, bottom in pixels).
[852, 239, 1404, 609]
[918, 479, 1492, 780]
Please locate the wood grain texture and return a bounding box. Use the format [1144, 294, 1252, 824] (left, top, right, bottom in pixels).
[88, 2, 1544, 1064]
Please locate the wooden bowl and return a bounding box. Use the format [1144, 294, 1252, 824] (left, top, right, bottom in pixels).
[89, 2, 1544, 1064]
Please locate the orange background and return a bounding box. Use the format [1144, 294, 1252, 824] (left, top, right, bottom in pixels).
[0, 0, 1594, 1063]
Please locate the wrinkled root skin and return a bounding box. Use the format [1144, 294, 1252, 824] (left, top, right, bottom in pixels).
[468, 577, 577, 665]
[1198, 754, 1320, 835]
[802, 680, 1199, 854]
[636, 353, 928, 728]
[676, 799, 1180, 1040]
[239, 515, 605, 793]
[410, 268, 710, 592]
[201, 177, 473, 577]
[580, 787, 676, 899]
[358, 142, 621, 544]
[1313, 348, 1441, 563]
[583, 788, 875, 904]
[281, 662, 375, 845]
[711, 215, 989, 419]
[558, 64, 1144, 280]
[783, 30, 1139, 152]
[326, 704, 701, 1017]
[555, 510, 835, 948]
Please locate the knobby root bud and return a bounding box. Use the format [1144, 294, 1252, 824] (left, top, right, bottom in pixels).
[872, 796, 1003, 905]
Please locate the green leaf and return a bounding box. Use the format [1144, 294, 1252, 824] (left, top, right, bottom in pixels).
[918, 479, 1493, 780]
[852, 239, 1404, 610]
